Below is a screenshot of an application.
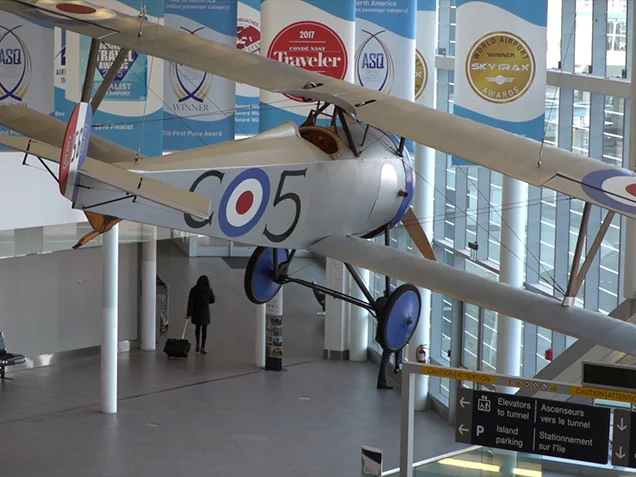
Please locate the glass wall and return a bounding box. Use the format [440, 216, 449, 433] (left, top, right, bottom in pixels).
[367, 0, 630, 407]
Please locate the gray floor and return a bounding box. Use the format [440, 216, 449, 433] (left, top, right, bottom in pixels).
[0, 241, 465, 476]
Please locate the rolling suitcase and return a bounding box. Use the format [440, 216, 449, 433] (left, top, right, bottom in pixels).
[164, 320, 191, 358]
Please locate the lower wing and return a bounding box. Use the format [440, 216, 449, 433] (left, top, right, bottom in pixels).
[0, 136, 211, 219]
[308, 234, 636, 355]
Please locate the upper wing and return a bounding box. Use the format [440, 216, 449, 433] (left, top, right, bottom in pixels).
[0, 105, 146, 164]
[0, 136, 211, 219]
[2, 0, 634, 217]
[308, 234, 636, 355]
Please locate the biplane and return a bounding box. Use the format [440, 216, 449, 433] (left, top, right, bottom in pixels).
[2, 0, 636, 356]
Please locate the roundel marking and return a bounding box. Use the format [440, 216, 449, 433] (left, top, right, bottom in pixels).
[218, 168, 270, 238]
[33, 1, 117, 24]
[56, 3, 97, 14]
[581, 168, 636, 215]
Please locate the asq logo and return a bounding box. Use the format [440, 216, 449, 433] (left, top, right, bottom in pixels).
[0, 24, 31, 103]
[169, 26, 214, 110]
[355, 29, 395, 95]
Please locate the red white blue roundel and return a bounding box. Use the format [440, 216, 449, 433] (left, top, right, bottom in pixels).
[581, 168, 636, 214]
[218, 168, 271, 237]
[32, 0, 117, 25]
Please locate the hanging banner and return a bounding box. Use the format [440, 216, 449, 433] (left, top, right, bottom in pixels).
[236, 0, 260, 138]
[164, 0, 237, 151]
[260, 0, 355, 131]
[0, 14, 54, 142]
[355, 0, 416, 151]
[452, 0, 547, 166]
[415, 0, 435, 109]
[54, 27, 70, 122]
[67, 0, 164, 157]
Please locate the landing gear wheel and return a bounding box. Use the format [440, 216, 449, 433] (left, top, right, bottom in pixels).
[244, 247, 289, 305]
[377, 284, 421, 353]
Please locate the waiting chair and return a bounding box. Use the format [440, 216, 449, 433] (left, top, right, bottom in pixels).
[0, 332, 25, 380]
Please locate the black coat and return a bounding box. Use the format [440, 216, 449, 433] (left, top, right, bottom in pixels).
[187, 285, 215, 326]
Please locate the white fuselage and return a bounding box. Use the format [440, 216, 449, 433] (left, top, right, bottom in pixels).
[73, 121, 411, 250]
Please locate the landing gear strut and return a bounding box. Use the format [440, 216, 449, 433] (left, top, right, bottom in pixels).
[243, 244, 422, 352]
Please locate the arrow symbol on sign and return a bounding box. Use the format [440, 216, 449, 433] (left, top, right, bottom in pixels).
[618, 418, 628, 431]
[616, 446, 626, 460]
[457, 424, 468, 436]
[460, 397, 470, 408]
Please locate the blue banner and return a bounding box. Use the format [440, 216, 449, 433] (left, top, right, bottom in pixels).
[54, 27, 71, 122]
[236, 0, 260, 137]
[452, 0, 547, 166]
[355, 0, 416, 151]
[259, 0, 355, 131]
[164, 0, 237, 151]
[70, 0, 164, 157]
[79, 37, 148, 102]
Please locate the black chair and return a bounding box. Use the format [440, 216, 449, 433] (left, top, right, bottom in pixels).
[0, 332, 25, 380]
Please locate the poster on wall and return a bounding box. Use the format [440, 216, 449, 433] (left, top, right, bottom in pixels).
[452, 0, 547, 166]
[259, 0, 355, 131]
[236, 0, 260, 137]
[355, 0, 416, 150]
[0, 14, 54, 142]
[164, 0, 237, 151]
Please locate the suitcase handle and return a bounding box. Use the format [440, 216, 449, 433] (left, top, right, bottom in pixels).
[182, 319, 189, 339]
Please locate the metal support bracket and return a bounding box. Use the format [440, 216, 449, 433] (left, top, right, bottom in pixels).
[91, 47, 130, 111]
[344, 262, 377, 309]
[563, 203, 615, 306]
[335, 106, 360, 157]
[83, 194, 134, 211]
[283, 276, 376, 314]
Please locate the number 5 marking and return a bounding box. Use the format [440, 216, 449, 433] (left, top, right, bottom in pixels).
[263, 169, 307, 243]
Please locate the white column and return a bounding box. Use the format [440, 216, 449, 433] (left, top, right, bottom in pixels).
[349, 268, 370, 362]
[140, 227, 157, 351]
[408, 143, 434, 410]
[623, 22, 636, 300]
[101, 223, 119, 414]
[255, 303, 266, 368]
[496, 176, 527, 393]
[324, 258, 350, 359]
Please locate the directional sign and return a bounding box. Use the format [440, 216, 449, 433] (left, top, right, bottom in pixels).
[455, 389, 611, 464]
[612, 409, 636, 468]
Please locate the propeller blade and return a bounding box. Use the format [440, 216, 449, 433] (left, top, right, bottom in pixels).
[402, 208, 436, 261]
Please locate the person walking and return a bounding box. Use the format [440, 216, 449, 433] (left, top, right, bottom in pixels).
[186, 275, 215, 354]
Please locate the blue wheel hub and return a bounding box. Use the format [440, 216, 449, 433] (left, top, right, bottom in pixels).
[245, 247, 288, 304]
[379, 284, 421, 352]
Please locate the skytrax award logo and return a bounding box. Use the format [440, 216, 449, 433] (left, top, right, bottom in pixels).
[466, 31, 535, 104]
[414, 48, 428, 101]
[0, 24, 31, 104]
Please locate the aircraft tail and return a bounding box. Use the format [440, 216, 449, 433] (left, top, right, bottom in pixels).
[59, 102, 92, 203]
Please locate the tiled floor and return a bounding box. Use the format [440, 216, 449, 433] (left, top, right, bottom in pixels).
[0, 241, 465, 476]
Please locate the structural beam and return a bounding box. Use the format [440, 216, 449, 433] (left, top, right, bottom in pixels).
[563, 207, 615, 306]
[81, 39, 101, 104]
[91, 47, 130, 111]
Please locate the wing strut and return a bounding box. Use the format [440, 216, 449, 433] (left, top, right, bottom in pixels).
[563, 202, 616, 306]
[91, 47, 130, 111]
[81, 39, 101, 102]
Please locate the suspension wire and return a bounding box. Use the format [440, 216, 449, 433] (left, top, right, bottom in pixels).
[399, 157, 567, 297]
